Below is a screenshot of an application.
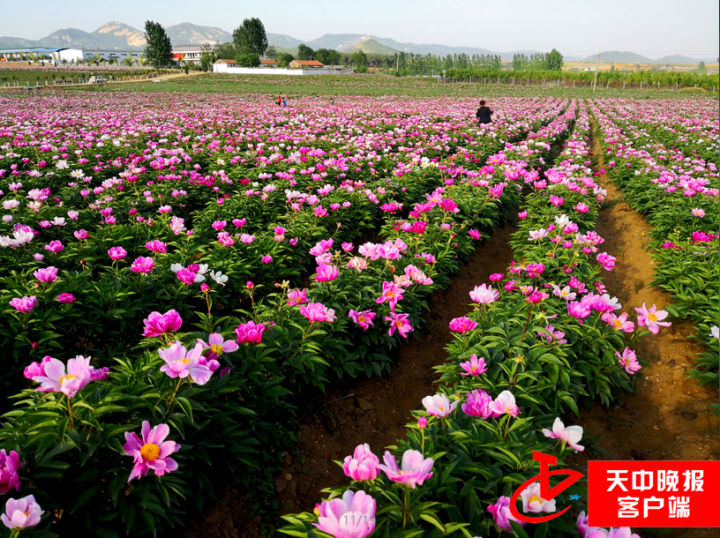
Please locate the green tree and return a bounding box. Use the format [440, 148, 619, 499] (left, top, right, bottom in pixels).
[144, 20, 173, 71]
[215, 42, 240, 61]
[200, 42, 218, 72]
[352, 50, 368, 73]
[277, 52, 294, 67]
[236, 53, 261, 67]
[698, 61, 706, 71]
[314, 48, 340, 65]
[297, 44, 315, 61]
[547, 49, 563, 71]
[232, 18, 269, 57]
[265, 47, 279, 61]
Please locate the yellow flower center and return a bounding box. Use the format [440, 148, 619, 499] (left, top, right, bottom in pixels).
[387, 291, 394, 298]
[140, 443, 160, 462]
[648, 312, 657, 322]
[395, 320, 403, 327]
[506, 407, 512, 413]
[529, 496, 543, 505]
[210, 344, 224, 355]
[613, 319, 623, 327]
[471, 366, 477, 372]
[358, 316, 366, 323]
[59, 374, 77, 384]
[180, 358, 190, 364]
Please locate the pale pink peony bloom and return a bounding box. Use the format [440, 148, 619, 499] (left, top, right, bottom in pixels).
[123, 421, 180, 482]
[286, 288, 308, 306]
[489, 390, 519, 418]
[422, 393, 457, 417]
[32, 356, 93, 397]
[691, 208, 705, 218]
[197, 333, 239, 361]
[343, 444, 379, 481]
[376, 281, 403, 311]
[520, 482, 557, 513]
[459, 354, 487, 376]
[34, 266, 57, 283]
[601, 312, 635, 333]
[1, 495, 43, 530]
[158, 342, 213, 385]
[488, 496, 526, 533]
[635, 303, 671, 334]
[470, 283, 499, 304]
[542, 418, 585, 451]
[313, 489, 376, 538]
[377, 449, 434, 489]
[616, 348, 641, 374]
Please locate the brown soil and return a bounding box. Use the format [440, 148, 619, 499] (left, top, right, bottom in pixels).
[569, 122, 718, 538]
[179, 223, 518, 538]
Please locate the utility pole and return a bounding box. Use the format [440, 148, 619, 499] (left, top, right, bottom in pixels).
[593, 52, 600, 92]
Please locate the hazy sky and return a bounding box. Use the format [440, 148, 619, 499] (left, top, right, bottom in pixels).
[1, 0, 718, 58]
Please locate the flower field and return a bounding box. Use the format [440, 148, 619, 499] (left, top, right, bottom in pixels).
[0, 91, 716, 538]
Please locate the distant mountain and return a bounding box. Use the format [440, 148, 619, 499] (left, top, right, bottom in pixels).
[582, 51, 653, 63]
[654, 55, 707, 64]
[0, 36, 36, 49]
[165, 22, 231, 45]
[268, 33, 305, 49]
[346, 39, 399, 55]
[93, 21, 146, 48]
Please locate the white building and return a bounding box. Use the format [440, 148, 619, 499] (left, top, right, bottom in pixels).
[172, 45, 215, 65]
[58, 49, 142, 63]
[213, 59, 352, 76]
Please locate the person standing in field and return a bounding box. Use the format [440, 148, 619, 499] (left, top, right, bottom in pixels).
[476, 100, 494, 124]
[282, 96, 287, 107]
[331, 97, 334, 105]
[276, 95, 282, 106]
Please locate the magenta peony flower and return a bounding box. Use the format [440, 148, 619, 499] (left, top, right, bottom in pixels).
[315, 264, 339, 282]
[158, 342, 213, 385]
[1, 495, 43, 530]
[287, 288, 308, 306]
[34, 266, 57, 283]
[130, 256, 154, 274]
[459, 354, 487, 376]
[235, 321, 266, 344]
[176, 268, 197, 285]
[489, 390, 519, 418]
[44, 240, 63, 253]
[384, 312, 413, 338]
[143, 310, 182, 338]
[542, 418, 584, 451]
[597, 252, 616, 271]
[488, 496, 526, 533]
[343, 444, 379, 481]
[313, 490, 376, 538]
[577, 511, 602, 538]
[0, 450, 22, 494]
[422, 393, 457, 418]
[261, 255, 273, 264]
[57, 293, 75, 304]
[74, 229, 89, 240]
[348, 310, 376, 330]
[145, 240, 167, 253]
[468, 229, 481, 240]
[634, 303, 671, 334]
[32, 356, 93, 397]
[462, 389, 493, 419]
[376, 281, 404, 311]
[449, 316, 477, 334]
[377, 449, 434, 489]
[300, 302, 332, 323]
[123, 421, 180, 482]
[24, 356, 52, 380]
[90, 367, 110, 382]
[9, 296, 37, 313]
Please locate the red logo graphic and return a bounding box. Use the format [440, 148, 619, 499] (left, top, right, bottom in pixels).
[509, 451, 584, 523]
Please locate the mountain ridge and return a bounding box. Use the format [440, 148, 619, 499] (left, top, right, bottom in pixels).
[0, 23, 714, 62]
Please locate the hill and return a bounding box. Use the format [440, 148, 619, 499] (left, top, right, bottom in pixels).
[93, 21, 146, 48]
[346, 38, 399, 55]
[654, 55, 707, 64]
[582, 51, 653, 63]
[165, 23, 231, 46]
[267, 33, 305, 49]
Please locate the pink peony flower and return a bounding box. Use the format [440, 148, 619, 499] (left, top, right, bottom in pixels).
[32, 356, 93, 397]
[635, 303, 671, 334]
[449, 316, 477, 333]
[343, 444, 379, 481]
[616, 348, 641, 374]
[123, 421, 180, 482]
[315, 264, 339, 282]
[34, 266, 57, 283]
[57, 293, 75, 304]
[422, 393, 457, 418]
[384, 312, 413, 338]
[44, 240, 63, 253]
[313, 490, 376, 538]
[597, 252, 616, 271]
[542, 418, 585, 451]
[488, 496, 526, 533]
[691, 208, 705, 218]
[462, 389, 493, 419]
[489, 390, 519, 418]
[286, 288, 308, 306]
[9, 296, 37, 313]
[130, 256, 154, 274]
[261, 255, 273, 264]
[520, 482, 557, 513]
[108, 246, 127, 260]
[470, 283, 499, 304]
[145, 240, 167, 253]
[300, 302, 333, 323]
[377, 449, 434, 489]
[601, 312, 635, 333]
[577, 511, 602, 538]
[1, 495, 43, 530]
[143, 310, 182, 338]
[348, 310, 376, 330]
[459, 354, 487, 376]
[235, 321, 266, 344]
[376, 281, 404, 311]
[468, 229, 481, 240]
[24, 356, 52, 380]
[198, 333, 239, 360]
[158, 342, 213, 385]
[0, 450, 22, 494]
[176, 268, 197, 285]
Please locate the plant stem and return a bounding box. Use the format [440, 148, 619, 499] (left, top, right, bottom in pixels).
[167, 378, 183, 412]
[67, 395, 74, 430]
[503, 415, 512, 441]
[519, 304, 534, 343]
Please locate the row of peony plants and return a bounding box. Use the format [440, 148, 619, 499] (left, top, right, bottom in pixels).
[277, 101, 657, 537]
[590, 99, 719, 405]
[0, 95, 571, 536]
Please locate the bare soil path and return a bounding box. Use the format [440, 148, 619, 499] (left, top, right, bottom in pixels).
[571, 120, 718, 538]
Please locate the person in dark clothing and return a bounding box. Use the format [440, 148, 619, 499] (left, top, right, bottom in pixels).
[476, 100, 494, 124]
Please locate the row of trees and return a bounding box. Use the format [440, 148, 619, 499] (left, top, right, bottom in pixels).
[512, 50, 564, 71]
